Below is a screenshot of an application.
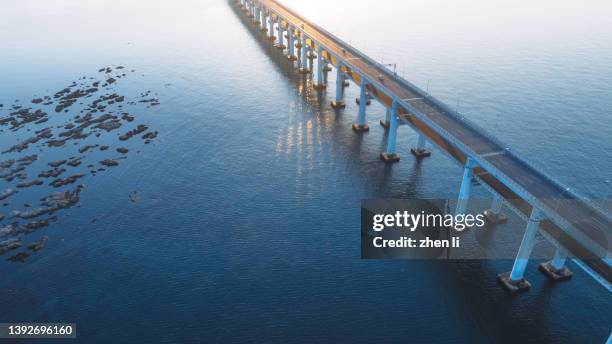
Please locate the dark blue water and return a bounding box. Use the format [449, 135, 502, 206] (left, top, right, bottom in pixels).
[0, 0, 610, 342]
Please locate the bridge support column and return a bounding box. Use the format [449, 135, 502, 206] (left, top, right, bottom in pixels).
[299, 35, 309, 74]
[455, 157, 475, 217]
[307, 46, 316, 73]
[352, 78, 370, 133]
[381, 101, 400, 163]
[314, 48, 326, 90]
[497, 207, 543, 294]
[380, 108, 391, 129]
[287, 28, 297, 61]
[247, 1, 253, 18]
[483, 196, 508, 225]
[276, 17, 286, 49]
[254, 6, 261, 25]
[331, 63, 346, 109]
[268, 13, 275, 40]
[411, 134, 431, 158]
[539, 246, 573, 282]
[260, 7, 267, 32]
[323, 59, 331, 84]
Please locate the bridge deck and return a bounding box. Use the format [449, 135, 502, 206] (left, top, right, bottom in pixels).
[259, 0, 611, 282]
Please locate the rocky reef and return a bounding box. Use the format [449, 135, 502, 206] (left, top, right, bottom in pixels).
[0, 65, 161, 263]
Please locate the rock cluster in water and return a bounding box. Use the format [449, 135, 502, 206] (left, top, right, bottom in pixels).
[0, 66, 161, 263]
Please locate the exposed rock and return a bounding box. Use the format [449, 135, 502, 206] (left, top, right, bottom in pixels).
[79, 144, 98, 154]
[121, 113, 134, 122]
[55, 87, 99, 113]
[119, 124, 148, 141]
[38, 168, 66, 178]
[142, 131, 158, 144]
[48, 160, 67, 168]
[46, 139, 67, 148]
[100, 159, 119, 167]
[49, 174, 84, 188]
[16, 179, 43, 188]
[17, 154, 38, 166]
[67, 156, 84, 167]
[0, 166, 25, 181]
[28, 236, 48, 252]
[0, 189, 17, 201]
[4, 108, 48, 129]
[3, 128, 52, 153]
[116, 147, 129, 154]
[0, 159, 15, 169]
[0, 238, 21, 255]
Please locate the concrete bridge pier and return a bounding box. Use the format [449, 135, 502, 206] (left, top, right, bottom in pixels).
[454, 157, 475, 219]
[539, 246, 573, 281]
[307, 46, 316, 73]
[299, 35, 309, 74]
[275, 18, 286, 49]
[497, 208, 544, 293]
[268, 12, 276, 41]
[295, 36, 303, 63]
[411, 135, 431, 158]
[331, 63, 346, 109]
[323, 59, 332, 81]
[287, 28, 297, 61]
[381, 101, 401, 163]
[380, 108, 391, 129]
[482, 196, 508, 225]
[254, 6, 261, 25]
[352, 78, 370, 133]
[313, 48, 326, 90]
[322, 59, 331, 84]
[260, 8, 268, 32]
[246, 1, 253, 18]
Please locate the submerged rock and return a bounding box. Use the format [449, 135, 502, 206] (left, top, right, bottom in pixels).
[7, 251, 30, 263]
